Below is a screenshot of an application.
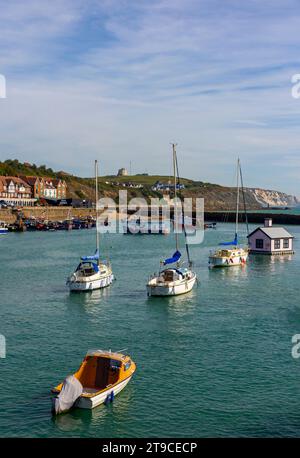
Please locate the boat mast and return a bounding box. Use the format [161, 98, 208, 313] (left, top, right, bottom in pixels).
[172, 143, 179, 252]
[239, 160, 249, 237]
[235, 158, 240, 241]
[95, 160, 100, 263]
[174, 149, 192, 267]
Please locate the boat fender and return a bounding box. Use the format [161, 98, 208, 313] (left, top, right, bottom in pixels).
[105, 391, 115, 405]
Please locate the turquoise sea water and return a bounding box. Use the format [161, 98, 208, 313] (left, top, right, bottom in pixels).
[0, 224, 300, 438]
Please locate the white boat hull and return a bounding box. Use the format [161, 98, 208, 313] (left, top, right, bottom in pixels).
[76, 376, 133, 409]
[147, 273, 196, 297]
[0, 228, 8, 234]
[68, 273, 114, 291]
[209, 252, 248, 267]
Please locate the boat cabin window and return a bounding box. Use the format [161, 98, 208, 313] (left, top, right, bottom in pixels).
[163, 270, 174, 281]
[76, 262, 97, 276]
[221, 250, 229, 257]
[124, 361, 131, 371]
[110, 359, 122, 371]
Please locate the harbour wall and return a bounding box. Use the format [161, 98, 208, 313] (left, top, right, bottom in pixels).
[204, 211, 300, 225]
[1, 207, 300, 226]
[0, 207, 96, 223]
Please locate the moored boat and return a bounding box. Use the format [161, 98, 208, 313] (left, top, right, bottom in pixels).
[67, 253, 114, 291]
[146, 144, 197, 297]
[147, 264, 196, 296]
[51, 349, 136, 413]
[66, 160, 114, 292]
[124, 218, 170, 235]
[209, 247, 248, 267]
[209, 158, 249, 268]
[0, 221, 8, 234]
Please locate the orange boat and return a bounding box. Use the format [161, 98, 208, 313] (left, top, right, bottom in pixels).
[52, 350, 136, 413]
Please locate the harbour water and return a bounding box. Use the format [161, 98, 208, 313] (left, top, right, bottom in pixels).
[1, 223, 300, 437]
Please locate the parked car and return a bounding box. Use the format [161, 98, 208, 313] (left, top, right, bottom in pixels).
[0, 200, 8, 209]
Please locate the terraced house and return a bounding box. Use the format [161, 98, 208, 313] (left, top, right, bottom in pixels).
[20, 176, 67, 200]
[0, 176, 35, 206]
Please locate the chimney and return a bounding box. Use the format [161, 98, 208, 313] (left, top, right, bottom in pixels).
[264, 218, 273, 227]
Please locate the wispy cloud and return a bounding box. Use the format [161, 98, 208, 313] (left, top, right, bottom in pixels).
[0, 0, 300, 193]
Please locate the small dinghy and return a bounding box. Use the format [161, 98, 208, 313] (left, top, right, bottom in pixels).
[51, 350, 136, 413]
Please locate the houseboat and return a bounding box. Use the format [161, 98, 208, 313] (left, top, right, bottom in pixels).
[247, 218, 294, 255]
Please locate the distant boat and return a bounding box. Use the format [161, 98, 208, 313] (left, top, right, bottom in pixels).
[209, 158, 249, 267]
[146, 144, 197, 296]
[123, 218, 170, 235]
[204, 222, 217, 230]
[51, 349, 136, 414]
[66, 160, 114, 291]
[0, 221, 8, 234]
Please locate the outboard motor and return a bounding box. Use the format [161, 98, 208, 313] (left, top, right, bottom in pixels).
[52, 375, 83, 415]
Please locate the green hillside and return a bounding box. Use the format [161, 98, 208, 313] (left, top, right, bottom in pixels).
[0, 159, 57, 178]
[0, 159, 266, 210]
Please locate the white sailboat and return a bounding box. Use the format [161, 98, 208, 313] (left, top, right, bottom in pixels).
[67, 160, 114, 291]
[146, 144, 197, 296]
[209, 158, 249, 268]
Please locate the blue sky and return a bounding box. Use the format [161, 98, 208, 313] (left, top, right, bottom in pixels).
[0, 0, 300, 194]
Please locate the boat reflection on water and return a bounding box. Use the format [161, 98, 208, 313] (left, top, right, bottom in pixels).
[147, 285, 197, 316]
[66, 286, 113, 317]
[51, 407, 86, 432]
[209, 261, 248, 279]
[270, 254, 293, 264]
[250, 253, 294, 275]
[52, 382, 133, 433]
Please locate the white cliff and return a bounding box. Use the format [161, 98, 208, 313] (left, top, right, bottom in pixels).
[247, 188, 299, 208]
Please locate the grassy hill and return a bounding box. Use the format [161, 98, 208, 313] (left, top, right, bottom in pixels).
[0, 159, 293, 210]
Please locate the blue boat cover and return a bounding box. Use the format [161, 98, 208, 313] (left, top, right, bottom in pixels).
[219, 233, 238, 246]
[81, 249, 99, 262]
[163, 250, 181, 265]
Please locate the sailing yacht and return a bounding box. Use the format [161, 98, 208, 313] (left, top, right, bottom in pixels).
[67, 160, 114, 292]
[209, 158, 249, 268]
[146, 144, 197, 297]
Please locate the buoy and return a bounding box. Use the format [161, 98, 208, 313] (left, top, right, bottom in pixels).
[110, 391, 115, 402]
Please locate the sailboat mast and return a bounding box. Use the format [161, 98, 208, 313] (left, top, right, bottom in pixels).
[172, 143, 179, 252]
[239, 160, 249, 237]
[235, 158, 240, 238]
[95, 160, 100, 262]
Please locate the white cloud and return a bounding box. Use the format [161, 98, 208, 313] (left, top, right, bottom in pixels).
[0, 0, 300, 193]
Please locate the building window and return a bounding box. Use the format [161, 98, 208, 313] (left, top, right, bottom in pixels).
[283, 239, 289, 249]
[274, 239, 281, 249]
[256, 239, 264, 249]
